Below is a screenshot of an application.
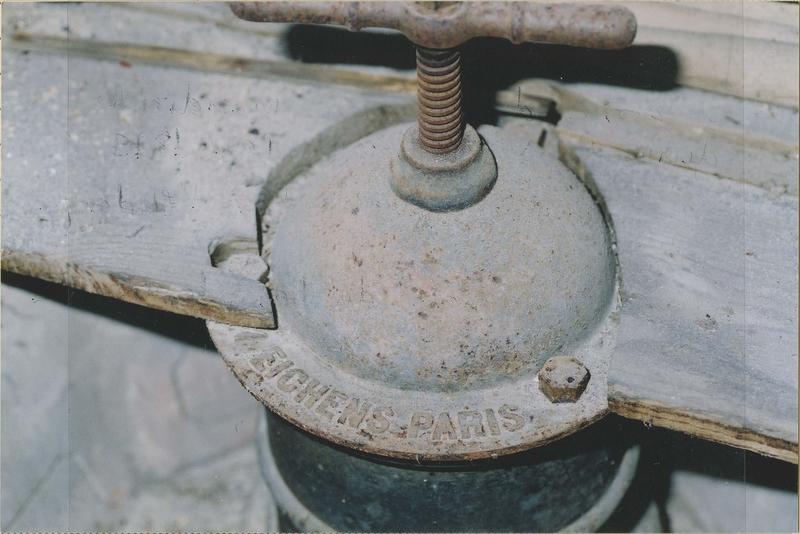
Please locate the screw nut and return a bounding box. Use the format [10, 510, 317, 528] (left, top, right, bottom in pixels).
[538, 356, 590, 403]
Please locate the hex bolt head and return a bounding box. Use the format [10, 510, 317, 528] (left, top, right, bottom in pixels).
[538, 356, 591, 403]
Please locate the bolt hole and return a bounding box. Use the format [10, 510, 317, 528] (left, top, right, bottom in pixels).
[209, 237, 259, 266]
[567, 376, 574, 383]
[537, 129, 547, 147]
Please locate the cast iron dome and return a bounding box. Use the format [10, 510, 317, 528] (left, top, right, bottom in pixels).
[209, 114, 623, 461]
[211, 0, 638, 461]
[269, 123, 616, 393]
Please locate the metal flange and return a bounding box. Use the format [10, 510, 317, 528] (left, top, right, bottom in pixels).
[390, 123, 498, 211]
[208, 115, 620, 462]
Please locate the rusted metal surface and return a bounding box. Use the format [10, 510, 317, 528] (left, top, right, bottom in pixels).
[209, 109, 621, 461]
[257, 411, 642, 532]
[230, 0, 639, 230]
[415, 47, 463, 153]
[390, 124, 497, 211]
[230, 2, 637, 50]
[539, 356, 592, 403]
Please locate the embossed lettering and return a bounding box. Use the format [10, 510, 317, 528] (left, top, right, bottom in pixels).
[337, 398, 372, 428]
[294, 379, 330, 408]
[276, 368, 308, 392]
[248, 351, 276, 372]
[264, 359, 292, 379]
[256, 345, 529, 444]
[248, 356, 270, 374]
[498, 404, 524, 432]
[249, 352, 292, 378]
[365, 406, 394, 435]
[458, 410, 486, 439]
[315, 389, 348, 420]
[432, 412, 457, 441]
[262, 346, 287, 366]
[409, 412, 434, 439]
[484, 409, 501, 436]
[263, 350, 277, 365]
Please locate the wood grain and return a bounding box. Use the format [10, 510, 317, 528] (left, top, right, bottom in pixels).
[561, 144, 798, 463]
[626, 2, 799, 108]
[10, 0, 800, 110]
[2, 244, 275, 329]
[8, 32, 417, 95]
[2, 24, 407, 328]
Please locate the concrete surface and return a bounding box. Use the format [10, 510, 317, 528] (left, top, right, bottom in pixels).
[1, 274, 277, 532]
[663, 433, 798, 532]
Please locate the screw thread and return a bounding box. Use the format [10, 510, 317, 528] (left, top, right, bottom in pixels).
[416, 47, 464, 154]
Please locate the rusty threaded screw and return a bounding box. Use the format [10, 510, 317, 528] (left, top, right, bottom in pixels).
[416, 47, 464, 154]
[232, 2, 637, 153]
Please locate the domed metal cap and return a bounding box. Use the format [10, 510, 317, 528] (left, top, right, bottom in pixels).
[209, 122, 620, 461]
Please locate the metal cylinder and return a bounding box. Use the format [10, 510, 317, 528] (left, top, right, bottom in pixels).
[416, 47, 464, 154]
[260, 410, 639, 532]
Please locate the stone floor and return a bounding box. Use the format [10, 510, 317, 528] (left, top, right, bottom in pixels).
[1, 274, 277, 532]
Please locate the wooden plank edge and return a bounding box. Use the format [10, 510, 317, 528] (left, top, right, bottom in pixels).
[104, 2, 287, 40]
[1, 249, 275, 329]
[8, 32, 417, 95]
[609, 394, 798, 464]
[11, 28, 798, 111]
